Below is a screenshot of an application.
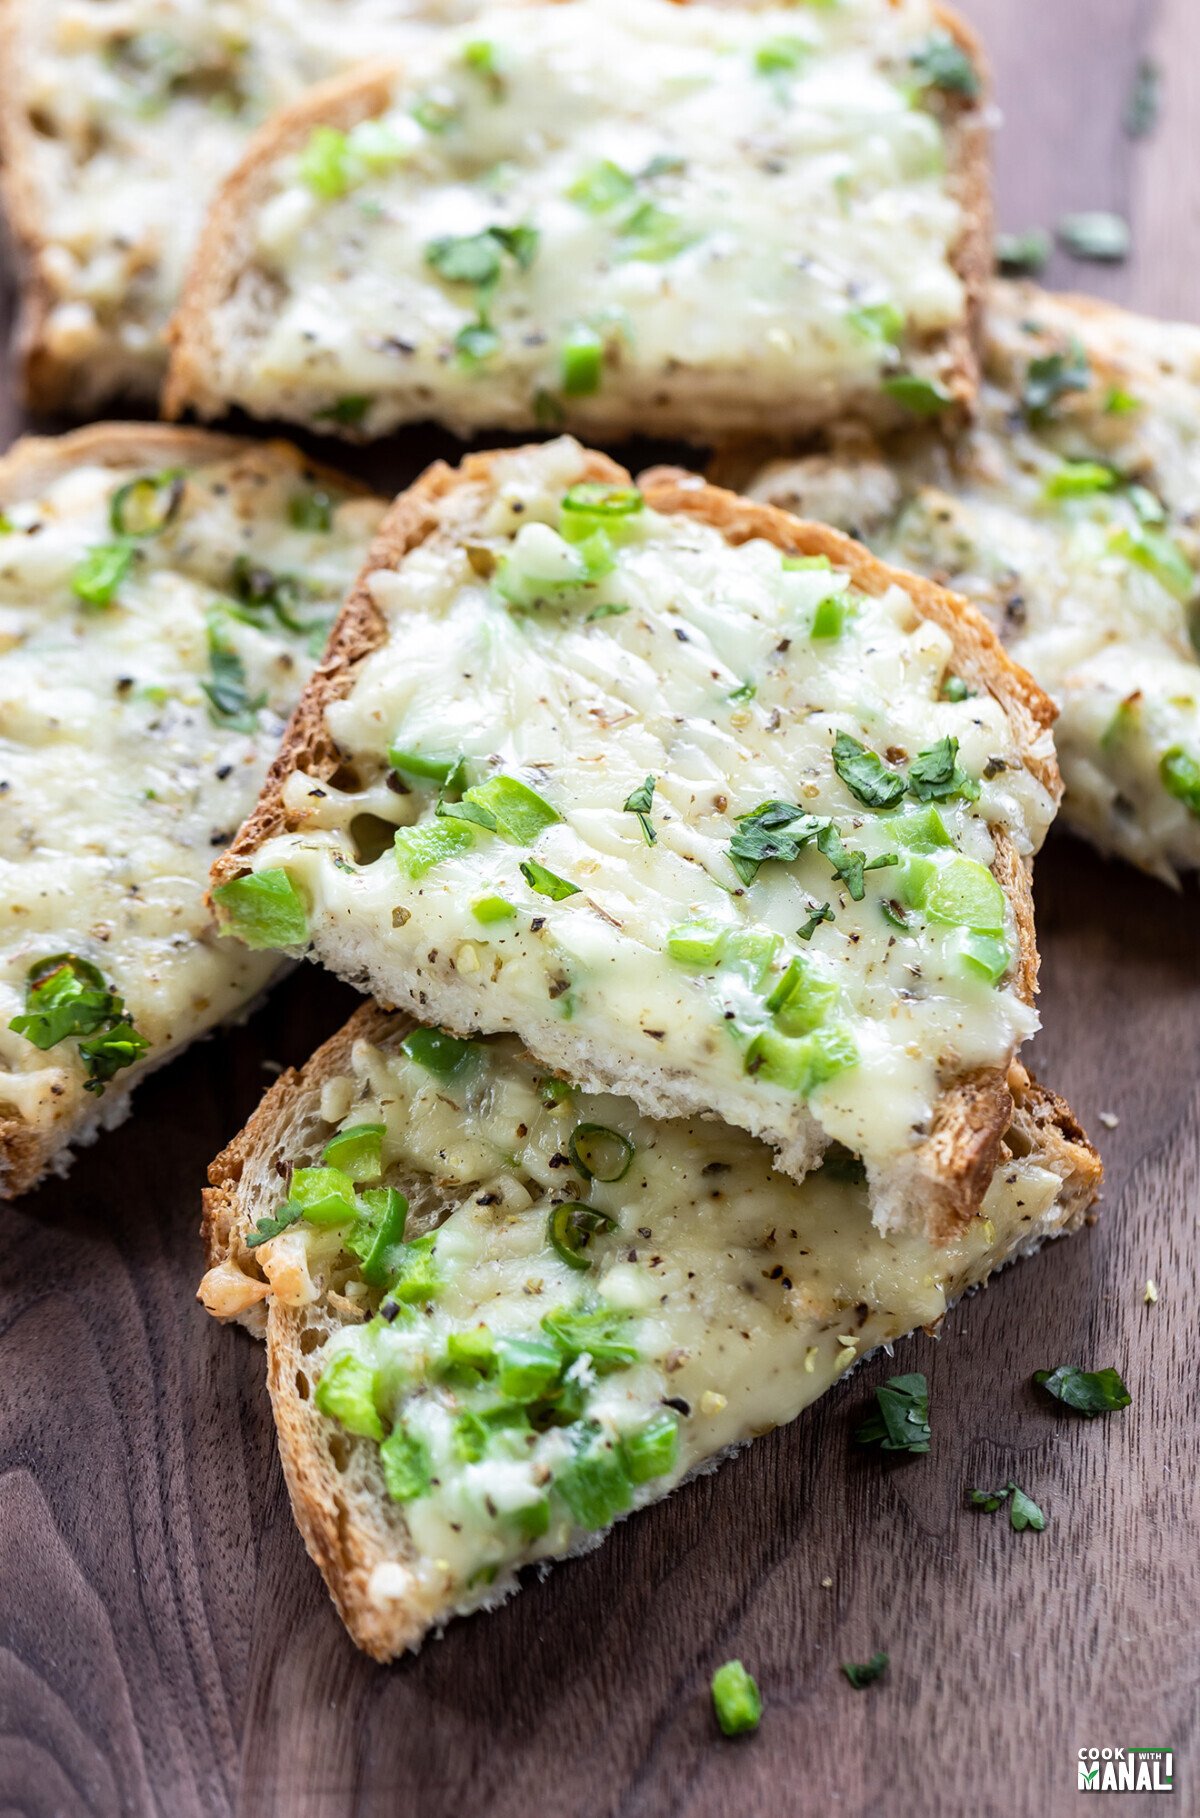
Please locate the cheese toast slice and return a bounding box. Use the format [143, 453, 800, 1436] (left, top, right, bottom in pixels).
[199, 1004, 1100, 1660]
[0, 0, 480, 411]
[736, 281, 1200, 883]
[164, 0, 990, 444]
[0, 425, 385, 1197]
[209, 439, 1059, 1240]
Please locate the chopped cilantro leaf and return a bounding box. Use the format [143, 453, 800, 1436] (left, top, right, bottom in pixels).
[797, 901, 835, 941]
[246, 1203, 304, 1250]
[78, 1020, 150, 1092]
[907, 735, 980, 803]
[1125, 56, 1161, 139]
[426, 224, 538, 285]
[9, 952, 148, 1094]
[520, 858, 580, 900]
[968, 1480, 1047, 1532]
[911, 29, 980, 96]
[1009, 1485, 1047, 1532]
[854, 1372, 930, 1454]
[996, 229, 1050, 277]
[841, 1651, 889, 1689]
[728, 801, 827, 885]
[201, 618, 266, 731]
[1033, 1365, 1131, 1416]
[623, 775, 657, 845]
[1057, 211, 1130, 264]
[832, 732, 907, 809]
[1023, 341, 1090, 421]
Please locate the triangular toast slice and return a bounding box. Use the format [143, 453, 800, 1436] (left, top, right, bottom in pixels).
[0, 425, 383, 1196]
[165, 0, 991, 443]
[200, 1004, 1100, 1660]
[210, 438, 1060, 1239]
[732, 280, 1200, 882]
[0, 0, 467, 409]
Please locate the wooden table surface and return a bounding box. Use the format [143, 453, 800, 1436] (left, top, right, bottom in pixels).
[2, 3, 1199, 1814]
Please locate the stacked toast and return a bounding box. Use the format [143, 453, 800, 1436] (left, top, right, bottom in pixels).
[4, 0, 1185, 1661]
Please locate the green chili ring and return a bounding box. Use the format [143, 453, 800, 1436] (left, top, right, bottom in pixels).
[548, 1202, 617, 1270]
[109, 469, 186, 539]
[568, 1122, 635, 1182]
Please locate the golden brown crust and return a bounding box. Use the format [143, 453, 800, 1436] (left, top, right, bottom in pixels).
[0, 0, 66, 412]
[164, 5, 990, 436]
[201, 1001, 424, 1658]
[200, 1006, 1100, 1661]
[934, 5, 992, 418]
[0, 423, 378, 1200]
[163, 63, 400, 422]
[211, 447, 1060, 1241]
[0, 420, 376, 509]
[201, 999, 397, 1279]
[1003, 1061, 1103, 1226]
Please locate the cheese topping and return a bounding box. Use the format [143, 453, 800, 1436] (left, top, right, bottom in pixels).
[234, 439, 1055, 1226]
[10, 0, 477, 398]
[203, 0, 974, 440]
[0, 447, 383, 1175]
[748, 282, 1200, 881]
[228, 1027, 1076, 1628]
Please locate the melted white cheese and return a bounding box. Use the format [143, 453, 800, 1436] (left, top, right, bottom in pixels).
[201, 0, 971, 439]
[11, 0, 479, 399]
[244, 1029, 1077, 1631]
[748, 281, 1200, 881]
[242, 439, 1054, 1226]
[0, 448, 382, 1180]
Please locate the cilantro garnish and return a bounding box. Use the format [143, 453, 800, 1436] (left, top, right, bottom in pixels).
[425, 224, 539, 286]
[728, 802, 897, 899]
[228, 554, 326, 636]
[833, 731, 979, 812]
[854, 1372, 930, 1454]
[1033, 1365, 1132, 1416]
[832, 732, 907, 809]
[78, 1021, 151, 1092]
[817, 823, 898, 901]
[623, 775, 657, 845]
[797, 901, 835, 941]
[906, 735, 980, 803]
[728, 801, 827, 884]
[8, 953, 148, 1094]
[968, 1480, 1047, 1532]
[910, 29, 979, 96]
[995, 230, 1050, 277]
[841, 1651, 889, 1689]
[245, 1203, 304, 1250]
[1022, 340, 1091, 421]
[1125, 55, 1161, 139]
[520, 858, 581, 901]
[201, 618, 267, 731]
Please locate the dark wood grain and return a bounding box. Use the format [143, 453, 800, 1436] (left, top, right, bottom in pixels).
[2, 4, 1199, 1814]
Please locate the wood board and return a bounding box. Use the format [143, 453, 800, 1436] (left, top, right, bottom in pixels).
[1, 2, 1197, 1812]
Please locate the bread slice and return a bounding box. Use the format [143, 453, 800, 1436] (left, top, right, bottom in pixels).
[732, 279, 1200, 883]
[0, 424, 385, 1197]
[199, 1003, 1100, 1659]
[164, 0, 990, 443]
[209, 437, 1059, 1240]
[0, 0, 475, 411]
